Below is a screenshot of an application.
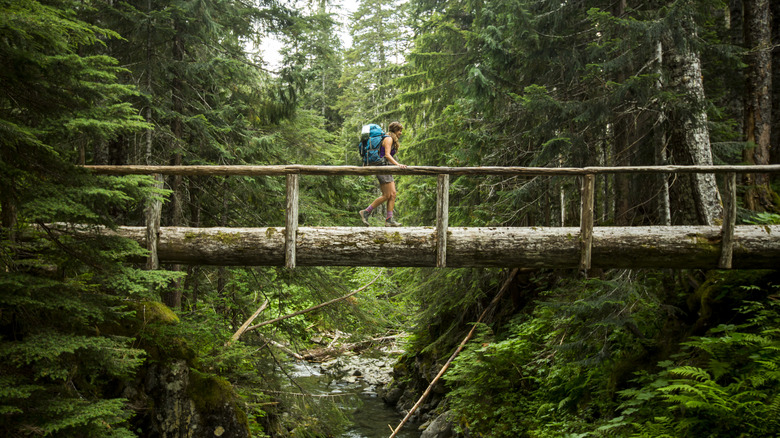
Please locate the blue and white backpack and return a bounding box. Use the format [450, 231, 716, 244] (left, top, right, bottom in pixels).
[358, 124, 389, 165]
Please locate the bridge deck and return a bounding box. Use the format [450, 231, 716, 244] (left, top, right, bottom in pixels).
[101, 225, 780, 269]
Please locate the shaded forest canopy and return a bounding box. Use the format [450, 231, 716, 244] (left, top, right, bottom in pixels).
[1, 0, 780, 437]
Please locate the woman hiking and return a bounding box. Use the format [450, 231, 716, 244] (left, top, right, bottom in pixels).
[359, 121, 407, 227]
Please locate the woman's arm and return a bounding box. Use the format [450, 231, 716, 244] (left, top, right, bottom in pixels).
[382, 137, 407, 168]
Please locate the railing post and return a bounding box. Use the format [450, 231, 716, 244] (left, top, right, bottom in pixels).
[436, 174, 450, 268]
[719, 172, 737, 269]
[285, 173, 299, 269]
[580, 174, 595, 271]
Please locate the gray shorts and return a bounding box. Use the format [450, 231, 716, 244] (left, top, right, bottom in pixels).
[377, 174, 394, 185]
[370, 162, 394, 185]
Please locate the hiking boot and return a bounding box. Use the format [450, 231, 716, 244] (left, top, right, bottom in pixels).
[359, 209, 371, 226]
[385, 217, 402, 227]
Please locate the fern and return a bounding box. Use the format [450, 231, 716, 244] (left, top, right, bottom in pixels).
[618, 297, 780, 437]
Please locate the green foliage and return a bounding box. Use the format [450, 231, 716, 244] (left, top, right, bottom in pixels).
[438, 273, 666, 436]
[2, 0, 776, 436]
[745, 212, 780, 225]
[617, 296, 780, 437]
[417, 270, 780, 437]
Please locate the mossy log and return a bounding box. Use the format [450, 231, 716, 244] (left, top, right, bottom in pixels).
[88, 225, 780, 269]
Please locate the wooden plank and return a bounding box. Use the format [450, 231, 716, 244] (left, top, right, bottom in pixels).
[719, 172, 737, 269]
[74, 225, 780, 269]
[580, 174, 595, 271]
[436, 174, 450, 268]
[83, 164, 780, 177]
[285, 174, 299, 269]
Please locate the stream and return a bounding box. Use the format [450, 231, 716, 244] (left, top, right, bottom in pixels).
[288, 350, 421, 438]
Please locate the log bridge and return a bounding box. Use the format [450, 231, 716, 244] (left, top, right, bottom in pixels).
[84, 164, 780, 270]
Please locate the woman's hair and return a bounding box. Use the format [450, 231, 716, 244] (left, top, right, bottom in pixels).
[388, 121, 403, 133]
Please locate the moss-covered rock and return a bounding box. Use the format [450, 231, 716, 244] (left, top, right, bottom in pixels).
[105, 301, 252, 437]
[688, 270, 778, 334]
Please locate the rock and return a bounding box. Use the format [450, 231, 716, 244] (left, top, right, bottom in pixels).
[382, 387, 404, 404]
[420, 411, 454, 438]
[130, 359, 250, 438]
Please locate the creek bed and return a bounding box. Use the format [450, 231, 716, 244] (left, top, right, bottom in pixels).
[288, 351, 421, 438]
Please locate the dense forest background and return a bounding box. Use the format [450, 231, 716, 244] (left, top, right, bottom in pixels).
[1, 0, 779, 436]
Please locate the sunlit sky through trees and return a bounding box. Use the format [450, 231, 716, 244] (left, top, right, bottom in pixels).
[258, 0, 360, 70]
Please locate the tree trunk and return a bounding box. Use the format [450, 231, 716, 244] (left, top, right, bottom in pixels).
[664, 26, 723, 225]
[613, 0, 633, 226]
[183, 177, 201, 311]
[84, 225, 780, 269]
[144, 0, 153, 166]
[108, 137, 126, 166]
[162, 16, 186, 310]
[654, 41, 672, 226]
[144, 174, 163, 271]
[614, 121, 633, 225]
[742, 0, 774, 211]
[1, 148, 17, 239]
[772, 0, 780, 165]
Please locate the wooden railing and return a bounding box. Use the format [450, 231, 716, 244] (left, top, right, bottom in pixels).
[85, 164, 780, 270]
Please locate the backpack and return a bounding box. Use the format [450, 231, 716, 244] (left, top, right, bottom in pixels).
[358, 124, 389, 165]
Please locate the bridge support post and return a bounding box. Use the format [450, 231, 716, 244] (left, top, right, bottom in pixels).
[436, 174, 450, 268]
[285, 174, 299, 269]
[719, 172, 737, 269]
[580, 174, 595, 271]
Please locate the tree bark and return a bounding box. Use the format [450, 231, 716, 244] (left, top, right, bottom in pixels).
[613, 0, 633, 226]
[162, 14, 186, 310]
[614, 121, 633, 225]
[144, 174, 163, 270]
[742, 0, 774, 210]
[653, 41, 672, 225]
[772, 0, 780, 165]
[664, 27, 723, 225]
[78, 225, 780, 269]
[1, 143, 17, 237]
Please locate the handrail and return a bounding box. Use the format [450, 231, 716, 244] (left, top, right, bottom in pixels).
[84, 164, 778, 271]
[83, 164, 780, 176]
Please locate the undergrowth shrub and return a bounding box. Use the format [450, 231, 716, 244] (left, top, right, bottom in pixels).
[443, 274, 665, 437]
[615, 289, 780, 437]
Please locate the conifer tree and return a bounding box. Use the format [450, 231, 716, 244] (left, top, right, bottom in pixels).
[338, 0, 409, 132]
[742, 0, 774, 211]
[88, 0, 300, 308]
[0, 1, 176, 435]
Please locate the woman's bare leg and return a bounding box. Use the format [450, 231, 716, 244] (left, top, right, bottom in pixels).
[384, 182, 397, 216]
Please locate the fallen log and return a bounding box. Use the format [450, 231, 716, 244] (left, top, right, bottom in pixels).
[300, 334, 403, 362]
[71, 225, 780, 269]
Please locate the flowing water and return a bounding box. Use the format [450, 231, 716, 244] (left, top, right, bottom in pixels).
[288, 353, 422, 438]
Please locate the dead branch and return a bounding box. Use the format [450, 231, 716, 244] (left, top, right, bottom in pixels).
[226, 299, 269, 345]
[389, 268, 520, 438]
[244, 273, 382, 333]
